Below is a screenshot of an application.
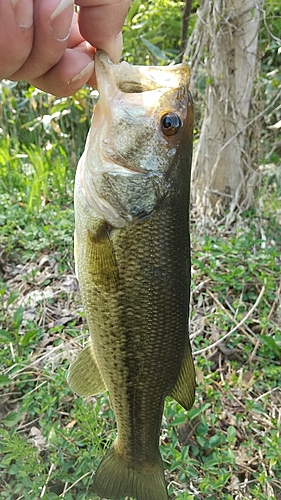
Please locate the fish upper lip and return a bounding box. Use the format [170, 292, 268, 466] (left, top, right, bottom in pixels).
[95, 50, 191, 92]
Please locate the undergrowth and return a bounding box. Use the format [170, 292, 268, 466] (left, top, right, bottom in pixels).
[0, 165, 280, 498]
[0, 2, 280, 499]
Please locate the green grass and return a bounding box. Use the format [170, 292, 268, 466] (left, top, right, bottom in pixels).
[0, 148, 280, 498]
[0, 2, 280, 496]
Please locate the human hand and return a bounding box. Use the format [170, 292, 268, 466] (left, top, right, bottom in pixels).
[0, 0, 131, 96]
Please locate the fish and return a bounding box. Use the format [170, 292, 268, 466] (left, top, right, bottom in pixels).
[68, 50, 195, 500]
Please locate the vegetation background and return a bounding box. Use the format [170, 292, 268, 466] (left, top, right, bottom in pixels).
[0, 1, 280, 499]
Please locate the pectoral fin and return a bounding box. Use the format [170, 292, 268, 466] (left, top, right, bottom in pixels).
[68, 344, 107, 397]
[84, 223, 119, 293]
[170, 341, 196, 411]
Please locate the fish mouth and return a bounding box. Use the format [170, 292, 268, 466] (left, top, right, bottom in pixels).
[93, 51, 191, 177]
[94, 50, 190, 94]
[94, 51, 157, 176]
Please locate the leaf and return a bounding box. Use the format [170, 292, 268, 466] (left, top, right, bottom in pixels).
[188, 403, 211, 421]
[20, 329, 37, 347]
[140, 36, 168, 61]
[186, 465, 199, 479]
[7, 291, 19, 306]
[209, 434, 220, 447]
[2, 412, 22, 428]
[48, 427, 57, 445]
[8, 463, 18, 475]
[13, 306, 23, 329]
[258, 335, 281, 358]
[0, 329, 13, 342]
[227, 425, 237, 441]
[127, 0, 141, 25]
[0, 374, 12, 387]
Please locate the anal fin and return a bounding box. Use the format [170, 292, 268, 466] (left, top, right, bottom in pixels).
[68, 344, 106, 397]
[170, 341, 196, 411]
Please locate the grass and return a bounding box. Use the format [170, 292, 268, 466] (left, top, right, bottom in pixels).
[0, 139, 280, 499]
[0, 2, 280, 495]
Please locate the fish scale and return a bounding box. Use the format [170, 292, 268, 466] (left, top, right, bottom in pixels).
[68, 51, 196, 500]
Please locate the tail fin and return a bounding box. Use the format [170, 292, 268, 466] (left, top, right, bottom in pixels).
[93, 442, 168, 500]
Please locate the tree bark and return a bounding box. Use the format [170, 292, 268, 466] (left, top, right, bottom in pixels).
[180, 0, 192, 59]
[189, 0, 264, 214]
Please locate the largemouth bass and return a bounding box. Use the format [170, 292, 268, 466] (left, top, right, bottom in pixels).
[68, 51, 195, 500]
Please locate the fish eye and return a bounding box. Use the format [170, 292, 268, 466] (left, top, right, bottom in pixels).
[160, 113, 181, 136]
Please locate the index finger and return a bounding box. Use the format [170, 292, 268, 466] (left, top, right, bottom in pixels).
[76, 0, 131, 62]
[0, 0, 34, 79]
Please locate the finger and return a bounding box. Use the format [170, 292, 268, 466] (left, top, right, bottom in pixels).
[76, 0, 131, 62]
[67, 10, 85, 48]
[11, 0, 75, 81]
[0, 0, 33, 79]
[28, 47, 95, 97]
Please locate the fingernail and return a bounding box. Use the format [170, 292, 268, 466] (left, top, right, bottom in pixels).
[69, 61, 95, 84]
[50, 0, 74, 41]
[112, 32, 123, 63]
[11, 0, 33, 28]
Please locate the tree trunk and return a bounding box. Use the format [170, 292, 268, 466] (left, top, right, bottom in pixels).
[189, 0, 264, 214]
[180, 0, 192, 59]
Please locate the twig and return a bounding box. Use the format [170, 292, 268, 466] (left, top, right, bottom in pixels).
[218, 90, 281, 154]
[40, 463, 55, 498]
[59, 471, 92, 496]
[249, 279, 281, 362]
[260, 5, 281, 44]
[207, 289, 257, 345]
[4, 344, 64, 376]
[24, 380, 47, 396]
[249, 338, 261, 363]
[17, 417, 40, 431]
[16, 491, 33, 500]
[255, 386, 280, 402]
[193, 283, 266, 356]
